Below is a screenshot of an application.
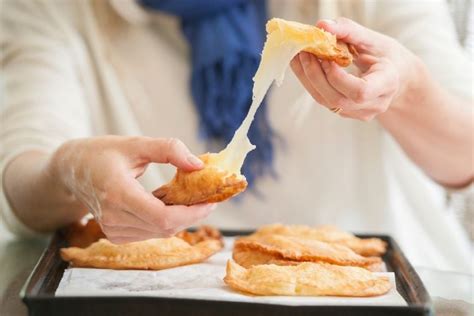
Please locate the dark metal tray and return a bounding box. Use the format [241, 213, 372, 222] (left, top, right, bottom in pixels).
[21, 229, 432, 316]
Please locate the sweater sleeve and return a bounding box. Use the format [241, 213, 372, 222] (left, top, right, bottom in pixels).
[0, 0, 92, 237]
[369, 0, 473, 101]
[368, 0, 473, 192]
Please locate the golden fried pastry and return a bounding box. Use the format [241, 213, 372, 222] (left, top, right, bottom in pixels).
[176, 225, 224, 246]
[153, 153, 247, 205]
[60, 237, 222, 270]
[252, 224, 387, 257]
[234, 234, 381, 270]
[224, 260, 391, 297]
[267, 18, 355, 67]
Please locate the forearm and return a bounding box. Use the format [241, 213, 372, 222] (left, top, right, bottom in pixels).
[378, 59, 474, 187]
[3, 151, 87, 233]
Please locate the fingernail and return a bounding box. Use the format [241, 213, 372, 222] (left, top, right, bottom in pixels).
[299, 52, 311, 66]
[187, 155, 203, 167]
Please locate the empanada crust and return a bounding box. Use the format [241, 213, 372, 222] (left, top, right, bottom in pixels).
[224, 260, 391, 297]
[266, 18, 356, 67]
[60, 237, 223, 270]
[252, 224, 387, 257]
[234, 234, 381, 270]
[153, 153, 247, 206]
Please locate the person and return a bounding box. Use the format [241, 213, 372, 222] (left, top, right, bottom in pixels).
[0, 0, 472, 273]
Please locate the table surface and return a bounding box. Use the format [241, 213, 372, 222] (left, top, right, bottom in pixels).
[1, 237, 472, 316]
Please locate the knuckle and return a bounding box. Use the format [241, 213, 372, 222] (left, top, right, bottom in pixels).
[166, 138, 183, 151]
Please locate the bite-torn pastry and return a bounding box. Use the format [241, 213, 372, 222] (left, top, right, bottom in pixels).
[60, 237, 222, 270]
[234, 234, 381, 270]
[252, 224, 387, 257]
[153, 153, 247, 206]
[233, 242, 299, 267]
[267, 18, 355, 67]
[153, 18, 355, 206]
[176, 225, 224, 246]
[224, 260, 391, 297]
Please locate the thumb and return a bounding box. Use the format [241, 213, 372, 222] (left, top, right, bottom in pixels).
[140, 138, 204, 171]
[317, 18, 380, 53]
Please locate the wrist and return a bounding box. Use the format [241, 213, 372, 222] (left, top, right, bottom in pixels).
[46, 141, 80, 199]
[378, 55, 429, 124]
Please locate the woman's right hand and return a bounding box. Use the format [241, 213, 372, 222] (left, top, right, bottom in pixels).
[47, 136, 215, 244]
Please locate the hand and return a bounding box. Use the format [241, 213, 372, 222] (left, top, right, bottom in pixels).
[47, 136, 215, 244]
[290, 17, 420, 121]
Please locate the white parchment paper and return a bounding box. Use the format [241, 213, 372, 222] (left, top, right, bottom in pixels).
[56, 237, 406, 306]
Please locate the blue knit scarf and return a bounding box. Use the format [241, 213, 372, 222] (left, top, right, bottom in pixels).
[140, 0, 274, 187]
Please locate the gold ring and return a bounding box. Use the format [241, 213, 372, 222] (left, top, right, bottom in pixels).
[330, 107, 343, 114]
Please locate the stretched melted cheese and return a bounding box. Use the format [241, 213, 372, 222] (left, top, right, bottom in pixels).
[209, 18, 350, 177]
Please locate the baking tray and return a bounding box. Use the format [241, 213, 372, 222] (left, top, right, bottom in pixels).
[21, 229, 433, 316]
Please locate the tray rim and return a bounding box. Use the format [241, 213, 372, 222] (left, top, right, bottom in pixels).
[20, 229, 433, 315]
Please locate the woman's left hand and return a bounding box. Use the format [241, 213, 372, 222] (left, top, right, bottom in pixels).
[290, 17, 420, 121]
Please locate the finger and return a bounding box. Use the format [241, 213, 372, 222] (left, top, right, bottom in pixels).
[291, 55, 329, 106]
[321, 60, 372, 103]
[108, 236, 146, 244]
[121, 183, 215, 231]
[316, 18, 384, 54]
[321, 60, 397, 104]
[132, 137, 203, 172]
[100, 207, 161, 232]
[159, 203, 216, 232]
[299, 52, 354, 110]
[101, 225, 168, 239]
[339, 108, 378, 122]
[354, 53, 378, 71]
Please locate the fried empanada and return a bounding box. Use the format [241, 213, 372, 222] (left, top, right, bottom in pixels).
[224, 260, 391, 297]
[267, 18, 355, 67]
[153, 153, 247, 205]
[60, 237, 222, 270]
[252, 224, 387, 257]
[234, 234, 381, 270]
